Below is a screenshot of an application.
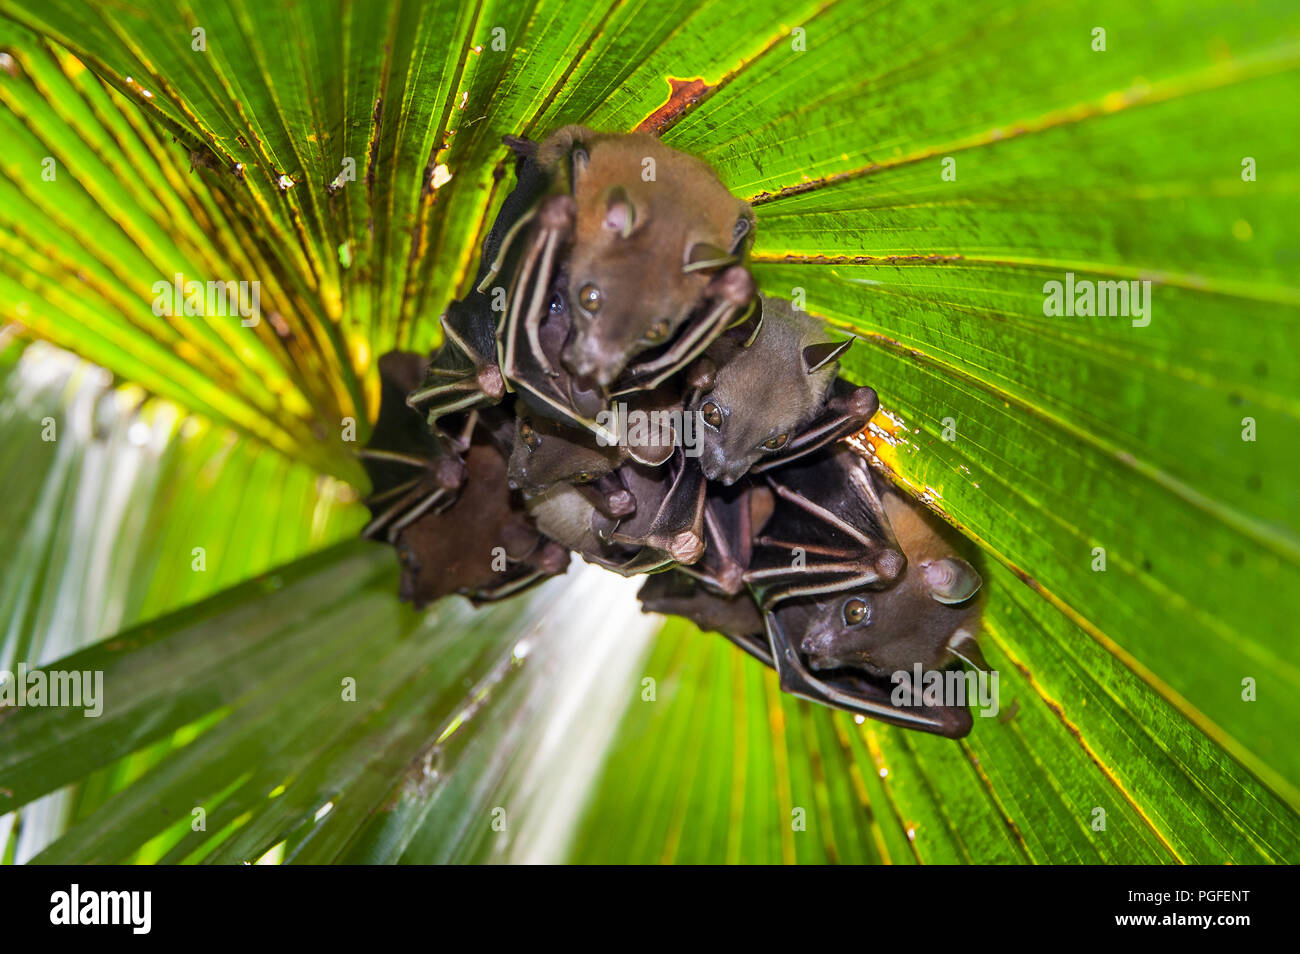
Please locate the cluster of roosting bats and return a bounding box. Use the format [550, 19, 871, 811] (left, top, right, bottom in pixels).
[361, 127, 988, 737]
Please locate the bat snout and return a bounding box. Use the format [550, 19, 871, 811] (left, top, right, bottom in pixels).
[800, 630, 840, 670]
[561, 340, 622, 387]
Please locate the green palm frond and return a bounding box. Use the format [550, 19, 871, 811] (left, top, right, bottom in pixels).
[0, 0, 1296, 863]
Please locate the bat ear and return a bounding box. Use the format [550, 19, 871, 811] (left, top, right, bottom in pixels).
[627, 441, 674, 467]
[501, 134, 537, 159]
[570, 145, 590, 190]
[603, 185, 636, 237]
[924, 558, 982, 604]
[626, 404, 678, 465]
[683, 241, 737, 273]
[728, 208, 755, 254]
[802, 338, 852, 374]
[946, 628, 989, 671]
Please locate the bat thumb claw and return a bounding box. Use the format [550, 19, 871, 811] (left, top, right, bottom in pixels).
[668, 531, 704, 565]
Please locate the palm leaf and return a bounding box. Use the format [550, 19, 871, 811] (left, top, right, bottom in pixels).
[0, 0, 1296, 863]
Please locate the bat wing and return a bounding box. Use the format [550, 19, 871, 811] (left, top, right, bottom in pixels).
[745, 448, 905, 608]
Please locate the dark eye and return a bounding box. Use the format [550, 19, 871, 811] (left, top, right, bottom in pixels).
[701, 402, 722, 429]
[843, 598, 869, 626]
[520, 420, 540, 450]
[644, 320, 669, 343]
[549, 292, 564, 315]
[762, 433, 789, 451]
[578, 283, 602, 314]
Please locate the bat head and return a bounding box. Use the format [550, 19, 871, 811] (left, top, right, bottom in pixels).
[790, 554, 983, 679]
[552, 130, 755, 388]
[507, 413, 625, 500]
[688, 297, 846, 485]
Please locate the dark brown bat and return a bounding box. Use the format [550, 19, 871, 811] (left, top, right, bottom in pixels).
[649, 445, 974, 736]
[360, 351, 467, 541]
[407, 135, 552, 438]
[361, 352, 567, 605]
[391, 435, 570, 607]
[492, 126, 757, 395]
[760, 482, 984, 738]
[796, 485, 985, 678]
[526, 451, 707, 575]
[686, 295, 878, 485]
[507, 412, 634, 518]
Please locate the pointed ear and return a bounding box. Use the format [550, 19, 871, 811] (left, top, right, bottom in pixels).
[924, 558, 982, 604]
[501, 134, 538, 159]
[603, 186, 635, 237]
[802, 338, 852, 374]
[729, 209, 755, 255]
[570, 145, 590, 191]
[947, 628, 989, 671]
[627, 441, 675, 467]
[682, 242, 737, 273]
[626, 407, 677, 466]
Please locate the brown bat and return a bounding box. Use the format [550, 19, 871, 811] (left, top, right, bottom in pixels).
[490, 126, 757, 396]
[507, 412, 634, 519]
[748, 451, 984, 737]
[391, 434, 570, 607]
[796, 485, 986, 678]
[526, 451, 708, 576]
[362, 351, 567, 606]
[360, 351, 467, 541]
[685, 295, 877, 485]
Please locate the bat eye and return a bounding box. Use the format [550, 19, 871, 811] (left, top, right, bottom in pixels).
[644, 320, 669, 343]
[578, 283, 602, 314]
[574, 471, 595, 484]
[762, 433, 789, 451]
[843, 598, 869, 626]
[520, 420, 540, 450]
[549, 292, 565, 314]
[701, 402, 723, 429]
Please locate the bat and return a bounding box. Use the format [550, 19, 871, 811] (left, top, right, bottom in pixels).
[492, 126, 758, 398]
[685, 295, 877, 485]
[391, 432, 570, 607]
[525, 451, 708, 576]
[795, 483, 986, 679]
[360, 350, 467, 541]
[361, 351, 567, 606]
[406, 135, 552, 439]
[507, 412, 634, 518]
[760, 480, 985, 738]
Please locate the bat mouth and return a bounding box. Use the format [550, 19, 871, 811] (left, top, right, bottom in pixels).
[568, 374, 608, 417]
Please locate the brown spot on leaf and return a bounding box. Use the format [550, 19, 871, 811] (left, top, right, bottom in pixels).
[635, 77, 712, 135]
